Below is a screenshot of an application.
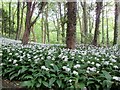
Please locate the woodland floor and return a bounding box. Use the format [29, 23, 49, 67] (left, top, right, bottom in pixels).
[0, 77, 27, 90]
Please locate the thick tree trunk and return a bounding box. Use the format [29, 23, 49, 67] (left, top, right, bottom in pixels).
[92, 1, 103, 46]
[66, 1, 77, 49]
[22, 2, 31, 45]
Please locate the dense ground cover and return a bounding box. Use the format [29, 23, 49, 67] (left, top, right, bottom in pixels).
[0, 43, 120, 90]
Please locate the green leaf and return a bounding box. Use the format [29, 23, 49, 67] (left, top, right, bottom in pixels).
[87, 81, 94, 86]
[56, 80, 62, 87]
[24, 75, 33, 79]
[79, 82, 85, 89]
[49, 78, 56, 87]
[102, 70, 112, 80]
[53, 65, 59, 72]
[21, 80, 33, 88]
[10, 73, 18, 80]
[42, 81, 49, 87]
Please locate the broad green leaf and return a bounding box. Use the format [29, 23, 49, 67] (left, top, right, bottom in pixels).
[79, 82, 85, 89]
[21, 81, 33, 88]
[87, 81, 94, 86]
[53, 65, 59, 72]
[56, 80, 62, 87]
[49, 78, 56, 87]
[102, 70, 112, 80]
[42, 81, 49, 87]
[24, 75, 33, 79]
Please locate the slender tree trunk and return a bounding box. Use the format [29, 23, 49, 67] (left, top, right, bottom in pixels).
[118, 2, 120, 45]
[92, 1, 103, 46]
[101, 1, 104, 44]
[66, 1, 77, 49]
[113, 2, 119, 45]
[2, 1, 3, 36]
[16, 0, 20, 40]
[106, 5, 109, 46]
[77, 3, 82, 43]
[41, 13, 44, 43]
[46, 4, 49, 43]
[9, 2, 11, 37]
[31, 26, 36, 42]
[19, 2, 25, 40]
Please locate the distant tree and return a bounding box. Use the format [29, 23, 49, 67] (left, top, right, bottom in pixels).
[66, 1, 77, 49]
[22, 1, 47, 45]
[92, 1, 103, 46]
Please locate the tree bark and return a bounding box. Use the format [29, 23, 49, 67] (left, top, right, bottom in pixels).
[16, 0, 20, 40]
[9, 2, 11, 37]
[66, 1, 77, 49]
[113, 2, 119, 45]
[101, 1, 104, 44]
[92, 1, 103, 46]
[19, 2, 25, 40]
[22, 1, 47, 45]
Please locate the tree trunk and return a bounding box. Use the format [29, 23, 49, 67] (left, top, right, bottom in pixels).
[113, 2, 119, 45]
[106, 5, 109, 46]
[22, 2, 31, 45]
[101, 1, 105, 44]
[81, 2, 88, 43]
[66, 1, 77, 49]
[92, 1, 103, 46]
[2, 1, 3, 36]
[31, 26, 36, 42]
[118, 2, 120, 45]
[19, 2, 25, 40]
[9, 2, 11, 37]
[22, 1, 47, 45]
[16, 0, 20, 40]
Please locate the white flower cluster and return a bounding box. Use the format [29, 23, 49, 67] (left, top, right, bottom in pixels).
[62, 66, 71, 72]
[41, 66, 49, 71]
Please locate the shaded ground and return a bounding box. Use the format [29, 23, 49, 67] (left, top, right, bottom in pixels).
[0, 77, 27, 90]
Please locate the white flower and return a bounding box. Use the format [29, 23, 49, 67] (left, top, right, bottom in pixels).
[66, 68, 71, 72]
[73, 71, 78, 75]
[104, 61, 109, 65]
[96, 63, 100, 67]
[113, 76, 120, 81]
[15, 64, 18, 66]
[91, 62, 95, 65]
[9, 53, 12, 55]
[63, 57, 68, 62]
[15, 53, 19, 56]
[47, 56, 51, 59]
[41, 66, 49, 71]
[62, 66, 71, 72]
[50, 64, 54, 66]
[41, 66, 46, 70]
[41, 57, 44, 60]
[69, 79, 72, 83]
[113, 65, 118, 69]
[74, 64, 80, 69]
[87, 61, 90, 64]
[110, 58, 116, 63]
[34, 55, 38, 59]
[0, 63, 4, 66]
[81, 59, 84, 62]
[62, 66, 67, 70]
[9, 59, 12, 62]
[13, 60, 17, 64]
